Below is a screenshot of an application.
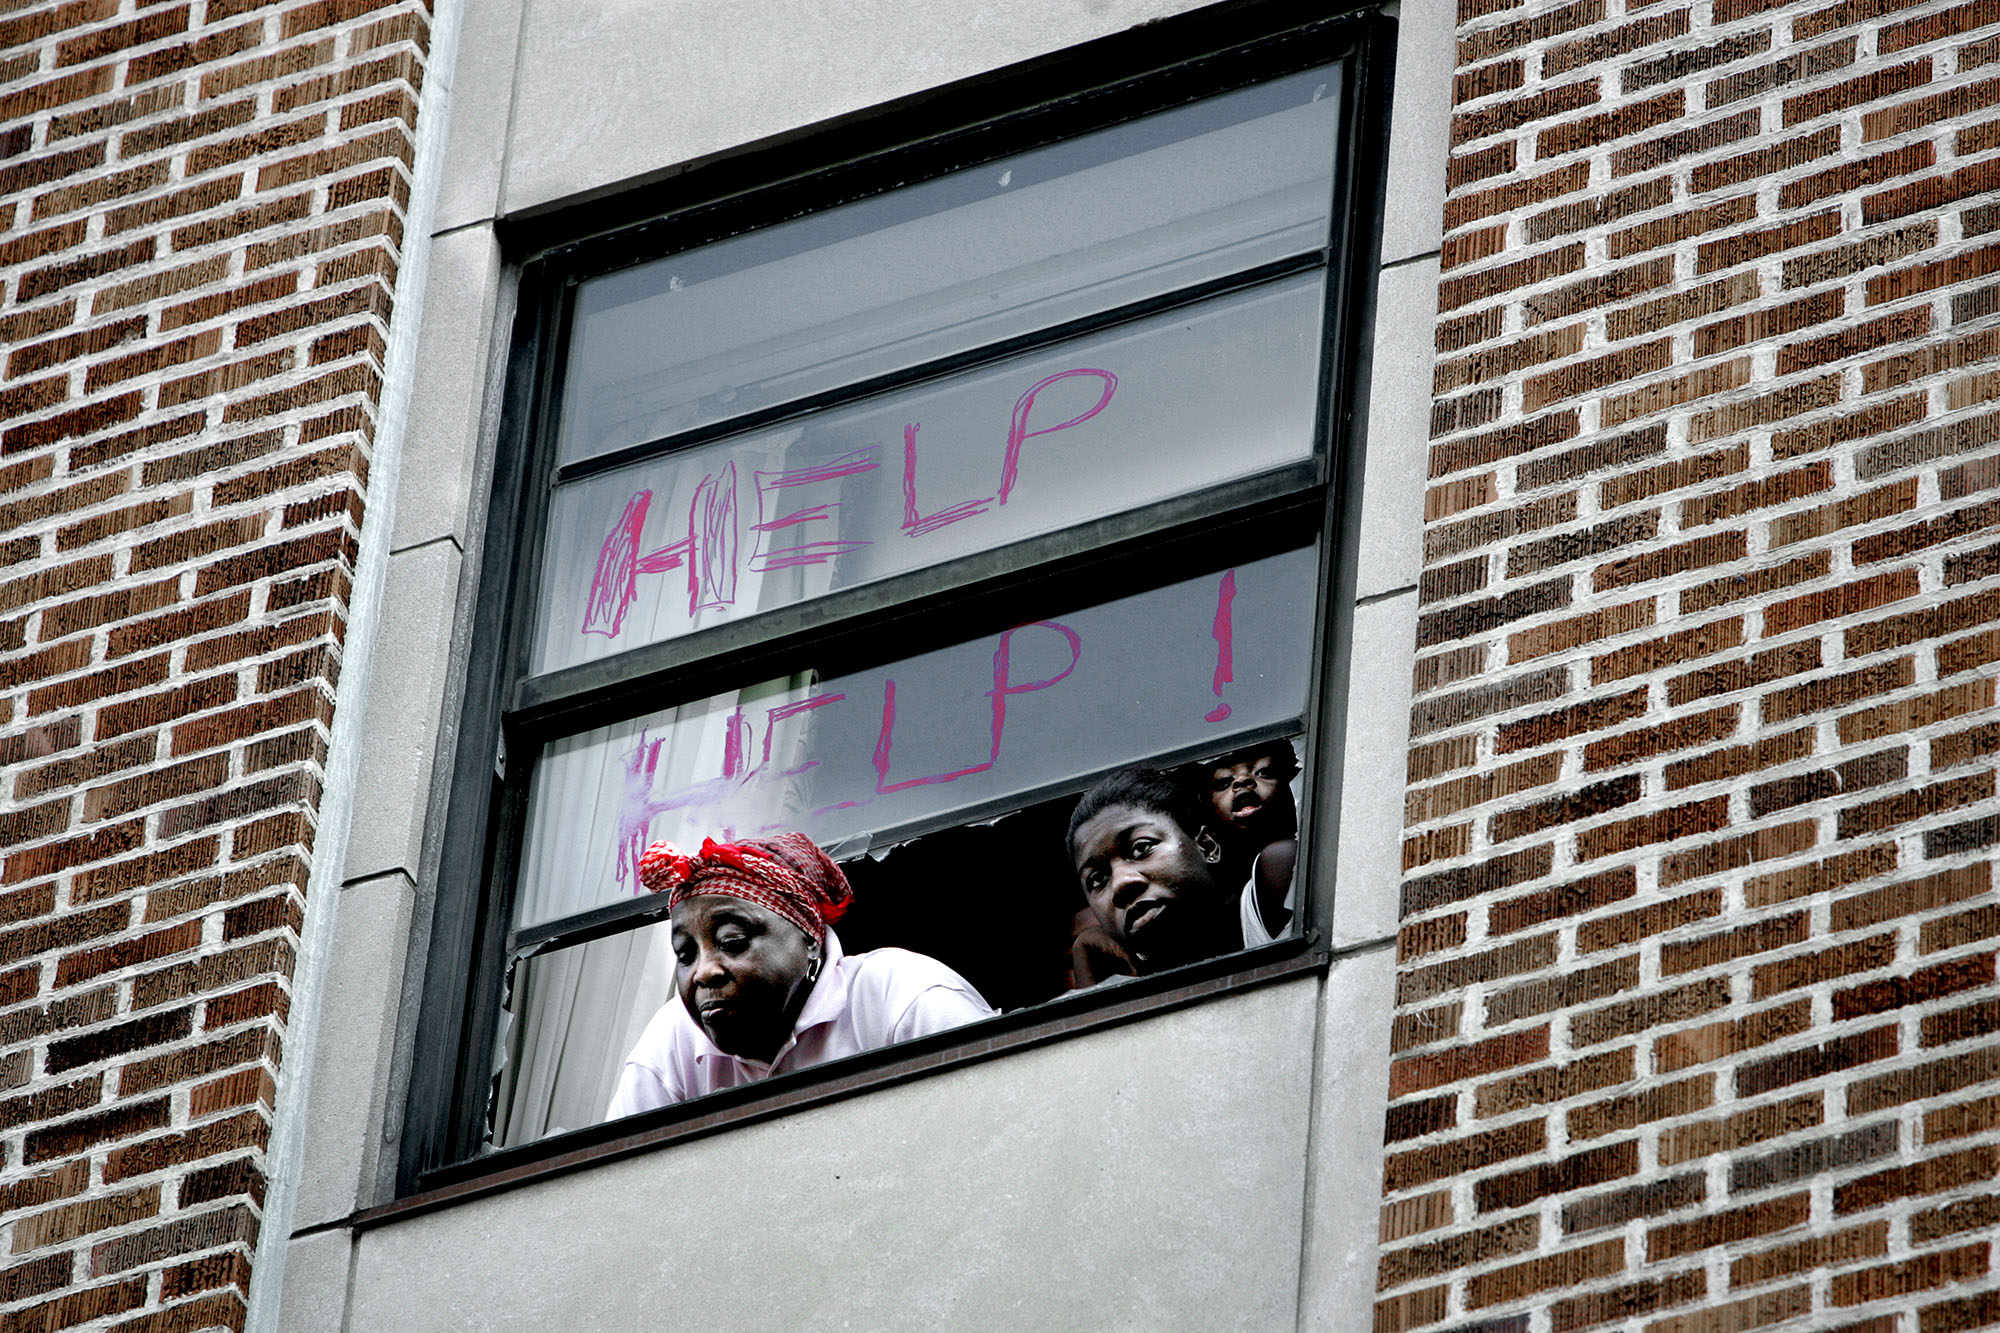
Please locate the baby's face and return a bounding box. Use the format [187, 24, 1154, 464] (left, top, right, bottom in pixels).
[1208, 754, 1288, 830]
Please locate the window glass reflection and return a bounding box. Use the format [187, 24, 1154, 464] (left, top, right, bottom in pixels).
[558, 66, 1340, 463]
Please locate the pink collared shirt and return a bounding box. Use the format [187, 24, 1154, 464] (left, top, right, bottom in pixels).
[606, 931, 994, 1118]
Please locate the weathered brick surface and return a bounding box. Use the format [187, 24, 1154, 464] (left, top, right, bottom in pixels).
[0, 0, 429, 1323]
[1379, 2, 2000, 1326]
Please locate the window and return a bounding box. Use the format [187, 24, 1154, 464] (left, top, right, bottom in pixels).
[402, 9, 1387, 1193]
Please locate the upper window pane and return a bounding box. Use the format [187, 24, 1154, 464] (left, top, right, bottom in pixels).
[555, 65, 1342, 464]
[536, 274, 1321, 672]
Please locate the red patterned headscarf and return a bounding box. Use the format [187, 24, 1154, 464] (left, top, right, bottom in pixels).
[638, 833, 853, 944]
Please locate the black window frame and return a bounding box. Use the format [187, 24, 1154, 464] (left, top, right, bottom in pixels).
[388, 0, 1395, 1212]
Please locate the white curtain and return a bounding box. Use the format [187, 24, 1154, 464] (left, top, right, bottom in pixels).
[490, 499, 828, 1146]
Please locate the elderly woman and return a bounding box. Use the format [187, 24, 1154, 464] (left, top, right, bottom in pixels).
[607, 832, 994, 1116]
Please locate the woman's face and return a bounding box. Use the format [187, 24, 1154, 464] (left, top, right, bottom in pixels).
[670, 895, 817, 1063]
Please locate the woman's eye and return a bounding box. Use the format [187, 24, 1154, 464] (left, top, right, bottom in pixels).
[1131, 839, 1156, 857]
[717, 934, 751, 955]
[1083, 870, 1106, 892]
[673, 948, 694, 966]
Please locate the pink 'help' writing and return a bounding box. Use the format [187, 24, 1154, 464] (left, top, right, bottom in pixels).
[584, 367, 1117, 641]
[614, 568, 1242, 892]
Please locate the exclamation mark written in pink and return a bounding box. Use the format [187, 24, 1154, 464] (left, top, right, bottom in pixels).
[1205, 570, 1236, 723]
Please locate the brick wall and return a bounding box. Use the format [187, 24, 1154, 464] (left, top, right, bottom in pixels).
[1381, 1, 2000, 1329]
[0, 2, 430, 1328]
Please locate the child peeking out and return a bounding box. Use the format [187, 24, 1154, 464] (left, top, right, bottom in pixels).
[1200, 740, 1299, 946]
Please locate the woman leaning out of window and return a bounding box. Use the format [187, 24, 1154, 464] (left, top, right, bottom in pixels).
[607, 833, 995, 1115]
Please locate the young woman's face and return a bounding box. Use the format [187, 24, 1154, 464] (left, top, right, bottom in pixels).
[1070, 802, 1227, 970]
[670, 895, 817, 1063]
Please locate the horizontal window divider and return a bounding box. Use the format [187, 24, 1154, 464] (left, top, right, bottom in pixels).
[361, 937, 1327, 1229]
[507, 707, 1307, 956]
[552, 249, 1330, 484]
[509, 467, 1326, 735]
[509, 890, 674, 957]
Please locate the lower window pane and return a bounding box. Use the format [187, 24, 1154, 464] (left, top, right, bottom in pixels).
[491, 733, 1309, 1145]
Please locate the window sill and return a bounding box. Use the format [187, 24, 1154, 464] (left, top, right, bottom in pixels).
[347, 936, 1329, 1232]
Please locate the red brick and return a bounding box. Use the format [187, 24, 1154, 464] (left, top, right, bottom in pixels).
[1662, 912, 1810, 976]
[1398, 935, 1559, 1006]
[1680, 461, 1833, 529]
[1840, 679, 1994, 744]
[1548, 1270, 1707, 1333]
[1486, 955, 1641, 1030]
[1655, 998, 1813, 1075]
[1834, 1245, 1989, 1307]
[1384, 1119, 1547, 1194]
[1784, 55, 1932, 127]
[1738, 1025, 1900, 1098]
[1536, 89, 1683, 160]
[1646, 1194, 1809, 1262]
[1747, 748, 1908, 819]
[1390, 1026, 1551, 1098]
[1867, 156, 2000, 224]
[1661, 821, 1816, 887]
[1592, 618, 1744, 686]
[1753, 933, 1900, 1001]
[1582, 705, 1736, 772]
[1772, 392, 1928, 460]
[1576, 889, 1723, 954]
[103, 1109, 271, 1184]
[1472, 1044, 1635, 1117]
[1659, 1093, 1823, 1168]
[1691, 375, 1846, 443]
[1377, 1214, 1535, 1290]
[1568, 1074, 1715, 1141]
[1838, 771, 1997, 840]
[1611, 194, 1760, 262]
[1691, 126, 1840, 194]
[1698, 210, 1842, 275]
[1849, 587, 2000, 657]
[1837, 1144, 2000, 1213]
[0, 1278, 149, 1332]
[1612, 106, 1763, 176]
[1574, 797, 1731, 861]
[1572, 977, 1733, 1048]
[1466, 1238, 1623, 1310]
[1476, 1141, 1637, 1212]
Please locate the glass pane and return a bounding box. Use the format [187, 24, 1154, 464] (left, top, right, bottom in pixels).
[535, 274, 1321, 672]
[489, 922, 672, 1149]
[514, 543, 1316, 930]
[558, 65, 1341, 463]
